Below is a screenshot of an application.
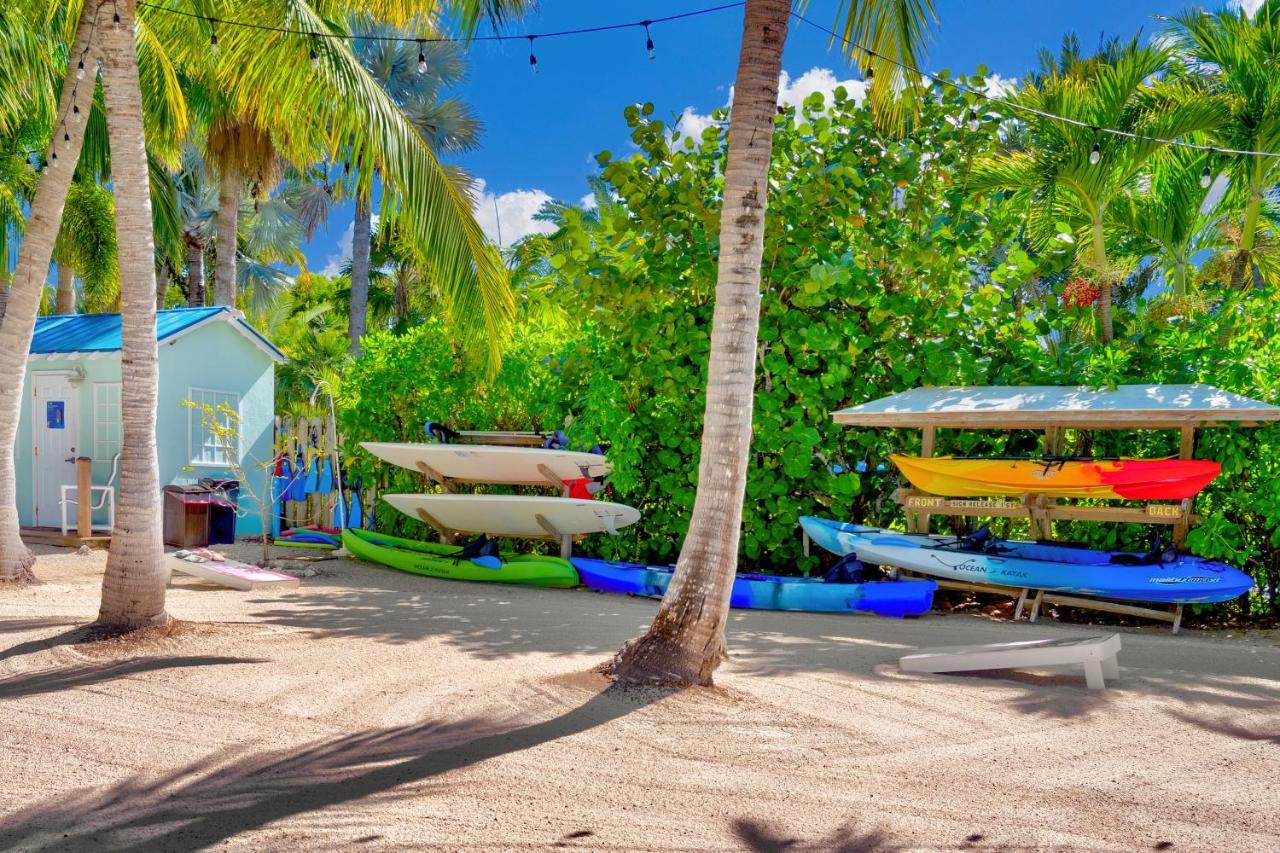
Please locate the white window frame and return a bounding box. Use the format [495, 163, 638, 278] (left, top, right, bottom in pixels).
[92, 382, 123, 463]
[186, 387, 242, 468]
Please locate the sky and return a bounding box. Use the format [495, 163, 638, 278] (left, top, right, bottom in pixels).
[304, 0, 1226, 275]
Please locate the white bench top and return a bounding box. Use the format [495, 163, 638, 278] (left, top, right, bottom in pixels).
[900, 634, 1121, 674]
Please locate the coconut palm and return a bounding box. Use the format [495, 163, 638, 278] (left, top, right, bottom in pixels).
[0, 0, 105, 584]
[345, 19, 482, 354]
[1164, 2, 1280, 289]
[0, 0, 522, 600]
[972, 38, 1223, 343]
[606, 0, 937, 686]
[52, 178, 120, 313]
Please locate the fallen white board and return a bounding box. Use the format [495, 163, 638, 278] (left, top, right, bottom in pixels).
[166, 554, 300, 591]
[899, 634, 1121, 690]
[383, 494, 640, 538]
[361, 442, 611, 486]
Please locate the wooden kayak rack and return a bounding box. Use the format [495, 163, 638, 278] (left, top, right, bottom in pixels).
[826, 384, 1280, 633]
[412, 429, 583, 559]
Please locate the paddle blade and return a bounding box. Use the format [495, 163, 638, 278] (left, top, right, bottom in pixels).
[469, 555, 502, 570]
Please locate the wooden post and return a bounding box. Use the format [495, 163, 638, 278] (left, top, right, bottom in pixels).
[415, 461, 456, 493]
[913, 426, 937, 532]
[537, 463, 571, 497]
[1178, 425, 1195, 460]
[415, 508, 454, 543]
[76, 456, 92, 538]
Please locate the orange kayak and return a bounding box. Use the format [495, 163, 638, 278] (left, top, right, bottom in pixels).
[890, 454, 1221, 500]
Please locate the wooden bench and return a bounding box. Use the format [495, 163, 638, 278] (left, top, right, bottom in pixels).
[899, 634, 1122, 690]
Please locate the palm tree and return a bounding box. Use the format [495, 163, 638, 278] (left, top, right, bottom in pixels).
[1164, 3, 1280, 289]
[0, 0, 103, 584]
[973, 38, 1222, 343]
[0, 0, 521, 601]
[95, 0, 170, 627]
[606, 0, 936, 686]
[206, 116, 283, 306]
[52, 179, 120, 313]
[345, 20, 482, 354]
[1109, 147, 1223, 297]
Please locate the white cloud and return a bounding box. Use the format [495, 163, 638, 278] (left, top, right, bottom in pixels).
[674, 106, 718, 141]
[472, 179, 556, 247]
[579, 193, 597, 210]
[1229, 0, 1264, 18]
[984, 73, 1018, 98]
[778, 67, 866, 108]
[673, 67, 865, 142]
[321, 214, 379, 276]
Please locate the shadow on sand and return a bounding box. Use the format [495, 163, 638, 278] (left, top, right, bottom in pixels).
[732, 817, 909, 852]
[0, 679, 669, 853]
[0, 656, 262, 700]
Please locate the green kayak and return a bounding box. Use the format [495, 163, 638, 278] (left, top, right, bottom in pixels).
[342, 527, 580, 588]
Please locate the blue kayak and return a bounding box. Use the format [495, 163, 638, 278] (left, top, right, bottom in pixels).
[799, 516, 1255, 605]
[570, 558, 937, 618]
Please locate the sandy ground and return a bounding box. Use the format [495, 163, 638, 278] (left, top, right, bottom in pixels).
[0, 544, 1277, 853]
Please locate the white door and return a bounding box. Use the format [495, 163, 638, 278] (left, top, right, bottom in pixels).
[31, 373, 80, 528]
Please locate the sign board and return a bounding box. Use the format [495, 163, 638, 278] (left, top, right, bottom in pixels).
[46, 400, 65, 429]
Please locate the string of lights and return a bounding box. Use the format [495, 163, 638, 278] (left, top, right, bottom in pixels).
[19, 1, 1280, 174]
[790, 10, 1280, 167]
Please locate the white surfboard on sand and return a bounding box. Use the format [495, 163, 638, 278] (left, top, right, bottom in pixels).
[361, 442, 611, 487]
[166, 553, 300, 591]
[382, 494, 640, 538]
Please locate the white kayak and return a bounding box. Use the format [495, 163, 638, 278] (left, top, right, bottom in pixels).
[383, 494, 640, 538]
[361, 442, 611, 486]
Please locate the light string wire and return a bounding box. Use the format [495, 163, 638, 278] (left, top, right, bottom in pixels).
[31, 0, 105, 170]
[16, 2, 1280, 166]
[790, 10, 1280, 160]
[136, 0, 747, 43]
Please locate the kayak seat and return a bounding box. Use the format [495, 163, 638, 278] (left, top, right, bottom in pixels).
[823, 553, 864, 584]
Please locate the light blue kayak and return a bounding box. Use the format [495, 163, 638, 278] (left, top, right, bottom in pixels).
[570, 557, 936, 617]
[799, 516, 1255, 605]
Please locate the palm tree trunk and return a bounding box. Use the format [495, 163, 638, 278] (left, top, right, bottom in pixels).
[186, 240, 205, 306]
[55, 263, 76, 314]
[394, 269, 409, 326]
[1091, 220, 1114, 344]
[607, 0, 788, 687]
[96, 0, 169, 628]
[213, 165, 240, 306]
[0, 2, 101, 585]
[348, 195, 372, 354]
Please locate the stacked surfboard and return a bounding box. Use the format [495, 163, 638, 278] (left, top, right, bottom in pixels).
[350, 438, 640, 587]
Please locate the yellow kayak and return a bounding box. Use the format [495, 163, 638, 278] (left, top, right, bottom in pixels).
[890, 454, 1221, 500]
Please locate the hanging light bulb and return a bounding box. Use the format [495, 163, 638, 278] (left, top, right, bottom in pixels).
[210, 24, 218, 52]
[63, 129, 71, 146]
[528, 36, 537, 74]
[643, 22, 655, 60]
[310, 36, 319, 70]
[967, 108, 979, 131]
[1201, 149, 1214, 189]
[112, 7, 121, 29]
[1089, 140, 1101, 165]
[72, 104, 81, 123]
[49, 149, 58, 163]
[76, 57, 85, 80]
[418, 40, 427, 74]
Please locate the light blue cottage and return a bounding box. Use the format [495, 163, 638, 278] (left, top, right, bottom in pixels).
[18, 307, 285, 536]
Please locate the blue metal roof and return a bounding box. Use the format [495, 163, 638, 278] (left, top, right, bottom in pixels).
[30, 307, 285, 362]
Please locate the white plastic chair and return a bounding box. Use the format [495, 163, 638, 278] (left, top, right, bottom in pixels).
[60, 452, 120, 536]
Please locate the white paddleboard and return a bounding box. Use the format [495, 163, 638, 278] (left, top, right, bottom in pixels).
[361, 442, 611, 486]
[383, 494, 640, 538]
[165, 554, 300, 591]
